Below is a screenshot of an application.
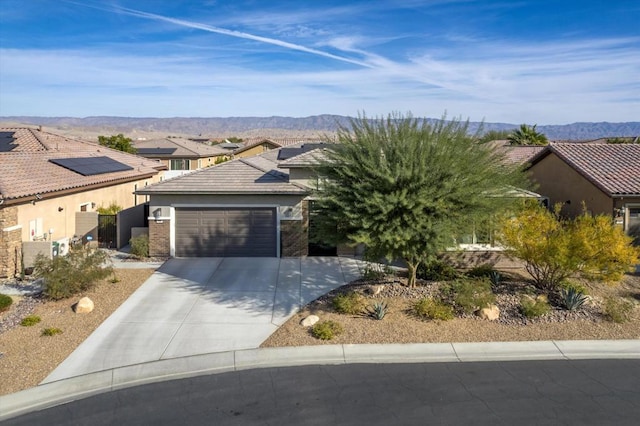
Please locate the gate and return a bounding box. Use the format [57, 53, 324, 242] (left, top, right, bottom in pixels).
[98, 214, 117, 248]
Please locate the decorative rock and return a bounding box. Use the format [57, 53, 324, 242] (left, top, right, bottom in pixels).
[536, 294, 548, 303]
[75, 297, 94, 314]
[477, 304, 500, 321]
[372, 285, 385, 296]
[300, 315, 319, 327]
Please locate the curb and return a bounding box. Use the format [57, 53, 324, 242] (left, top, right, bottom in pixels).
[1, 340, 639, 421]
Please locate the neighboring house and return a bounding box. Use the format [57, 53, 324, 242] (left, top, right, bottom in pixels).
[232, 137, 325, 159]
[134, 138, 232, 179]
[527, 143, 640, 242]
[0, 128, 166, 277]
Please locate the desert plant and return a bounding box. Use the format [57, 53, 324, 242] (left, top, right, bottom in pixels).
[0, 293, 12, 312]
[366, 301, 389, 320]
[20, 315, 41, 326]
[442, 278, 496, 314]
[362, 263, 387, 281]
[603, 297, 634, 323]
[489, 270, 502, 286]
[129, 234, 149, 258]
[311, 320, 343, 340]
[499, 201, 639, 291]
[41, 327, 63, 336]
[413, 298, 455, 321]
[520, 296, 551, 318]
[33, 247, 113, 300]
[416, 260, 460, 281]
[466, 263, 496, 278]
[560, 286, 588, 311]
[332, 291, 365, 315]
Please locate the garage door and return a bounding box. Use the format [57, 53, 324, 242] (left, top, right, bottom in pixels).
[175, 207, 277, 257]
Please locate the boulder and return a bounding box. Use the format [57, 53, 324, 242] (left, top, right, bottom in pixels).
[300, 315, 319, 327]
[476, 304, 500, 321]
[367, 285, 385, 296]
[75, 297, 94, 314]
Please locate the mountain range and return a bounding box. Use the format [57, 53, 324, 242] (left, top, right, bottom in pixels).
[1, 115, 639, 140]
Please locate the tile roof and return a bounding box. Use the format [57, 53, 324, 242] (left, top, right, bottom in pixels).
[134, 138, 228, 157]
[136, 149, 308, 195]
[499, 145, 546, 165]
[278, 147, 330, 168]
[530, 143, 640, 196]
[0, 128, 165, 202]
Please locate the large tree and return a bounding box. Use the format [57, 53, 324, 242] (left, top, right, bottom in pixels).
[507, 124, 548, 146]
[312, 113, 529, 287]
[98, 133, 137, 154]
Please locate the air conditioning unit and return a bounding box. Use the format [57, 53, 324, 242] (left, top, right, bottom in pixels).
[56, 237, 70, 256]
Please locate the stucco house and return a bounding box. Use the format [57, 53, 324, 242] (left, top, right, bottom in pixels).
[527, 143, 640, 242]
[0, 128, 166, 277]
[134, 137, 233, 179]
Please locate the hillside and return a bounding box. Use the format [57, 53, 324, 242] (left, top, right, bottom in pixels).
[1, 115, 639, 141]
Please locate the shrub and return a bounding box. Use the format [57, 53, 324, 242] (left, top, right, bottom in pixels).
[520, 296, 551, 318]
[416, 260, 460, 281]
[129, 235, 149, 258]
[604, 297, 634, 323]
[311, 320, 343, 340]
[332, 291, 365, 315]
[466, 264, 496, 278]
[413, 298, 455, 321]
[42, 327, 63, 336]
[560, 286, 588, 311]
[362, 263, 387, 281]
[0, 294, 12, 312]
[33, 247, 113, 300]
[499, 201, 639, 291]
[489, 271, 502, 286]
[366, 301, 389, 320]
[20, 315, 41, 326]
[442, 278, 496, 314]
[558, 280, 588, 296]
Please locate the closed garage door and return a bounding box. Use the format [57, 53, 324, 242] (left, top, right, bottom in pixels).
[175, 207, 277, 257]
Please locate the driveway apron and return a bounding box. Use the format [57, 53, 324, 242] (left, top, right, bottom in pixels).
[43, 257, 363, 383]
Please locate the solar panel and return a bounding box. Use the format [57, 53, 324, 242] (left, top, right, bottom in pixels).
[136, 148, 177, 155]
[50, 156, 134, 176]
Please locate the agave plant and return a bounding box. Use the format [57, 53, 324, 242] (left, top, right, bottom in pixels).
[560, 286, 588, 311]
[366, 301, 389, 320]
[489, 270, 502, 286]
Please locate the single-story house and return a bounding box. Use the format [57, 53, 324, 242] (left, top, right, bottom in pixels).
[134, 137, 233, 178]
[136, 143, 349, 258]
[232, 137, 326, 159]
[0, 128, 166, 277]
[527, 143, 640, 242]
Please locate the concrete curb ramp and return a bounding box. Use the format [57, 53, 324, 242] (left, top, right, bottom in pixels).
[2, 340, 639, 421]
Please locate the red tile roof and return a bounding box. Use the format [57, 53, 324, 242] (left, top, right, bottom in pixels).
[530, 143, 640, 196]
[0, 128, 166, 202]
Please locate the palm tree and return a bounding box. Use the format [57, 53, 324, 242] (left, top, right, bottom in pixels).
[507, 124, 548, 146]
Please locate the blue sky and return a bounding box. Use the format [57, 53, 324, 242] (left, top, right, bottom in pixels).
[0, 0, 638, 124]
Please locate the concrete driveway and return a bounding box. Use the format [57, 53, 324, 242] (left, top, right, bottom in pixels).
[43, 257, 363, 383]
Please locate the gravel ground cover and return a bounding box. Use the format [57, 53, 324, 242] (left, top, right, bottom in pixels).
[262, 271, 640, 347]
[0, 269, 154, 396]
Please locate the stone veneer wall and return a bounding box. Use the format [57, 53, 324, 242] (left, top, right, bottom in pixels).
[441, 251, 525, 270]
[0, 207, 22, 278]
[281, 220, 307, 257]
[149, 220, 171, 257]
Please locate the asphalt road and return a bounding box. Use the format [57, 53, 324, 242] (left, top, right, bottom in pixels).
[4, 359, 640, 425]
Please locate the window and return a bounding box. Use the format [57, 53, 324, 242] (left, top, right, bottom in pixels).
[170, 159, 190, 170]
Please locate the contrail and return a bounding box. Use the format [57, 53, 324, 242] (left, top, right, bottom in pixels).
[66, 1, 372, 69]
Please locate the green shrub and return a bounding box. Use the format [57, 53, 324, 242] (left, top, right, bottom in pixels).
[560, 286, 588, 311]
[520, 296, 551, 318]
[20, 315, 41, 326]
[0, 294, 12, 312]
[604, 297, 634, 323]
[366, 301, 389, 320]
[311, 320, 343, 340]
[558, 280, 588, 295]
[413, 298, 455, 321]
[443, 278, 496, 314]
[332, 291, 365, 315]
[416, 260, 460, 281]
[42, 327, 63, 336]
[466, 264, 496, 278]
[362, 264, 387, 281]
[129, 235, 149, 258]
[33, 247, 113, 300]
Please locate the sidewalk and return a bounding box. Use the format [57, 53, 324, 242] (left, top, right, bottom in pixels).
[1, 340, 639, 421]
